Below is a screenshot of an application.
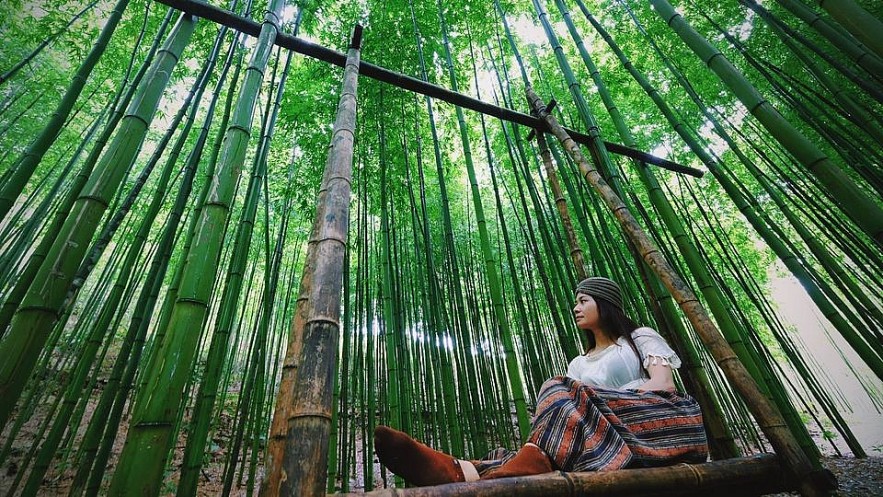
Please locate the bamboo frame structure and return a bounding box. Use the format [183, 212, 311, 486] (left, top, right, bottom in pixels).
[333, 454, 790, 497]
[151, 0, 703, 178]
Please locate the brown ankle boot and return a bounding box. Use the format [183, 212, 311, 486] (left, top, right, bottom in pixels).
[374, 425, 466, 486]
[481, 444, 553, 479]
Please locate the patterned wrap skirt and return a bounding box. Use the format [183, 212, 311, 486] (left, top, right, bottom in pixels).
[474, 376, 708, 474]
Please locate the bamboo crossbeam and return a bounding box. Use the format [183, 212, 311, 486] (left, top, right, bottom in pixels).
[152, 0, 704, 178]
[332, 455, 791, 497]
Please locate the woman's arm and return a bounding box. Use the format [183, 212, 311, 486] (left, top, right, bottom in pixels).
[637, 361, 675, 391]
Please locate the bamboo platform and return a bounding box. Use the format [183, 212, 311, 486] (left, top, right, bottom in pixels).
[332, 454, 797, 497]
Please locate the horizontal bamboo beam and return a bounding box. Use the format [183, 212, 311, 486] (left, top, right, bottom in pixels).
[153, 0, 704, 178]
[332, 455, 793, 497]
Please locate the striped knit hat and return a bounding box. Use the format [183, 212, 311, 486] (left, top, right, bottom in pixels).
[575, 277, 623, 310]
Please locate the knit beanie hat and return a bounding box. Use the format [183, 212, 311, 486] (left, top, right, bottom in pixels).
[575, 277, 623, 310]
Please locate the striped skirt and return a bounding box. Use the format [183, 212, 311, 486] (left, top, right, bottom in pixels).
[475, 376, 708, 474]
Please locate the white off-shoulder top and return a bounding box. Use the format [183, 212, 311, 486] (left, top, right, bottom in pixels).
[565, 327, 681, 390]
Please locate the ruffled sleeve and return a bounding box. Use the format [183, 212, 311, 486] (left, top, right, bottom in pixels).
[631, 327, 681, 369]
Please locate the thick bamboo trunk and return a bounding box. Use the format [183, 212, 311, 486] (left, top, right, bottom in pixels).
[0, 12, 195, 431]
[525, 87, 831, 497]
[262, 25, 362, 497]
[771, 0, 883, 83]
[816, 0, 883, 60]
[333, 455, 791, 497]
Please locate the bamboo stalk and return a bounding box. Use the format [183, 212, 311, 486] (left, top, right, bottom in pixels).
[262, 24, 362, 497]
[150, 0, 701, 178]
[649, 0, 883, 247]
[535, 132, 586, 280]
[525, 87, 830, 497]
[333, 455, 791, 497]
[816, 0, 883, 60]
[0, 0, 130, 220]
[771, 0, 883, 82]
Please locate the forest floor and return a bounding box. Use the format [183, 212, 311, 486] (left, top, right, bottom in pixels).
[806, 456, 883, 496]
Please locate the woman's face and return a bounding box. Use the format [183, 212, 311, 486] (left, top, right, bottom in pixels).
[573, 293, 599, 330]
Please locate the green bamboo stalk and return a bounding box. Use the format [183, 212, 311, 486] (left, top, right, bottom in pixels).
[19, 45, 213, 493]
[177, 33, 290, 497]
[0, 5, 166, 334]
[706, 5, 883, 169]
[491, 32, 581, 357]
[0, 0, 130, 220]
[620, 1, 883, 381]
[650, 0, 883, 247]
[103, 0, 282, 489]
[0, 0, 101, 86]
[772, 0, 883, 81]
[0, 12, 195, 430]
[406, 91, 462, 457]
[815, 0, 883, 60]
[378, 112, 405, 435]
[407, 0, 467, 455]
[437, 1, 530, 441]
[0, 114, 98, 287]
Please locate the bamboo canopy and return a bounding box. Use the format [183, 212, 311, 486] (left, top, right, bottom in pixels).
[0, 0, 880, 496]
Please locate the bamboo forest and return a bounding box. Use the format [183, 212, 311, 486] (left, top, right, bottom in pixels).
[1, 0, 882, 494]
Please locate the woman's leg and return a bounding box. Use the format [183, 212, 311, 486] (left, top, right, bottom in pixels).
[373, 425, 480, 486]
[523, 376, 707, 472]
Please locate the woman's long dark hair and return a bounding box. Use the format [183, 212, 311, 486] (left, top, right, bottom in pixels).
[581, 297, 642, 364]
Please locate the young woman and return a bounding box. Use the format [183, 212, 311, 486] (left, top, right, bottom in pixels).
[374, 276, 709, 485]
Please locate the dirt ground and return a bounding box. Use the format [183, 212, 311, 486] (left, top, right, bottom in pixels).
[764, 455, 883, 496]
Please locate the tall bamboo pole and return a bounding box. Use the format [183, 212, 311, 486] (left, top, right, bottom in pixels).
[535, 132, 587, 280]
[437, 0, 531, 441]
[741, 0, 883, 145]
[0, 8, 170, 334]
[815, 0, 883, 60]
[261, 24, 361, 497]
[771, 0, 883, 82]
[0, 12, 195, 430]
[650, 0, 883, 247]
[0, 0, 130, 220]
[527, 86, 830, 497]
[105, 0, 283, 491]
[0, 0, 101, 86]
